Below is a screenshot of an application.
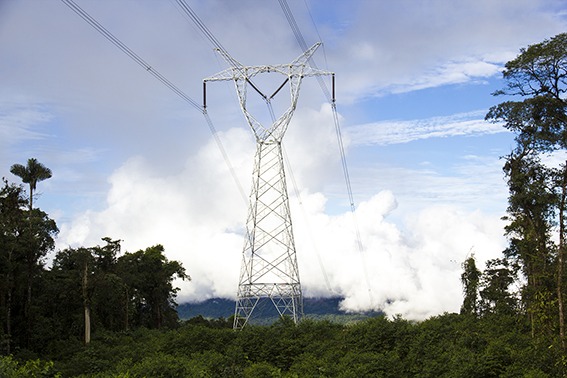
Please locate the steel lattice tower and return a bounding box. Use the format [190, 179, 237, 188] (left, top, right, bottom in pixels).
[205, 43, 331, 329]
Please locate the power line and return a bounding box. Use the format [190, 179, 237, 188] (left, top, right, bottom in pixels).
[302, 0, 330, 71]
[62, 0, 373, 309]
[175, 0, 370, 303]
[278, 0, 374, 308]
[60, 0, 247, 203]
[282, 145, 334, 294]
[278, 0, 331, 102]
[175, 0, 281, 130]
[61, 0, 201, 112]
[175, 0, 337, 299]
[175, 0, 242, 70]
[203, 111, 247, 202]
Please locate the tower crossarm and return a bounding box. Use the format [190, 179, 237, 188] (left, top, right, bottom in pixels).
[204, 43, 333, 143]
[204, 64, 332, 82]
[204, 43, 333, 83]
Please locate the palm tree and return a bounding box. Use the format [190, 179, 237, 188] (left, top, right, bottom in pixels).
[10, 158, 52, 211]
[10, 158, 53, 346]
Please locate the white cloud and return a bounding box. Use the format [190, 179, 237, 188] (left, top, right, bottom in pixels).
[293, 190, 506, 320]
[55, 130, 507, 321]
[330, 0, 566, 101]
[390, 60, 502, 93]
[284, 104, 344, 190]
[347, 111, 507, 146]
[346, 150, 510, 223]
[0, 96, 52, 157]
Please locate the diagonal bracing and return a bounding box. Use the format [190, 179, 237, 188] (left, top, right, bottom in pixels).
[205, 43, 332, 329]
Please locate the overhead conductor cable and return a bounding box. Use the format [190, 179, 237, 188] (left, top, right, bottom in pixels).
[60, 0, 247, 203]
[278, 0, 374, 308]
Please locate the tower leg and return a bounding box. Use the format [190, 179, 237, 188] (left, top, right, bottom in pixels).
[234, 140, 303, 329]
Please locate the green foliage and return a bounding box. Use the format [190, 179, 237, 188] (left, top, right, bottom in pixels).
[487, 32, 567, 349]
[0, 355, 60, 378]
[40, 314, 561, 377]
[460, 254, 481, 316]
[0, 179, 58, 353]
[10, 158, 52, 211]
[46, 240, 189, 347]
[243, 361, 281, 377]
[124, 352, 200, 378]
[0, 170, 190, 356]
[479, 258, 519, 316]
[9, 158, 52, 193]
[161, 322, 238, 360]
[117, 245, 189, 329]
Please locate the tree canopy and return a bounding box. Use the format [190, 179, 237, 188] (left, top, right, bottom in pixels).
[10, 158, 52, 211]
[486, 32, 567, 360]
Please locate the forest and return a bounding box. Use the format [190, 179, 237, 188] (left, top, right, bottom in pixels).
[1, 33, 567, 377]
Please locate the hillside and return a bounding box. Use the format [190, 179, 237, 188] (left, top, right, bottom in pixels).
[177, 297, 382, 323]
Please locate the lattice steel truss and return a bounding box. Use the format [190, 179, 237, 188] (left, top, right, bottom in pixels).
[205, 43, 332, 329]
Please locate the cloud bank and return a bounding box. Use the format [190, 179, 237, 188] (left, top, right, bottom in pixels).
[56, 126, 507, 320]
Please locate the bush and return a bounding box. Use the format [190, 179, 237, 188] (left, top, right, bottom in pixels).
[0, 355, 61, 378]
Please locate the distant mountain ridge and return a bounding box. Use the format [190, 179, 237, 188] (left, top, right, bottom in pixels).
[177, 297, 382, 322]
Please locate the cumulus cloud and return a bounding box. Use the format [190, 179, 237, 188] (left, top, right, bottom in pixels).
[56, 129, 507, 321]
[284, 104, 344, 190]
[294, 190, 506, 319]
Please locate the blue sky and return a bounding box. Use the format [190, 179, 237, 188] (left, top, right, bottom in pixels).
[1, 0, 566, 319]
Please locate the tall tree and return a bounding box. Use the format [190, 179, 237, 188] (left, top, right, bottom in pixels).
[117, 245, 189, 329]
[49, 247, 93, 344]
[478, 258, 518, 317]
[50, 241, 189, 342]
[0, 179, 57, 351]
[0, 180, 27, 353]
[9, 159, 56, 347]
[51, 239, 123, 344]
[460, 254, 481, 316]
[558, 163, 567, 350]
[10, 158, 52, 211]
[501, 151, 556, 336]
[487, 32, 567, 348]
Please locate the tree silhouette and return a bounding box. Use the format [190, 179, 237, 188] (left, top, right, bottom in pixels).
[10, 158, 52, 211]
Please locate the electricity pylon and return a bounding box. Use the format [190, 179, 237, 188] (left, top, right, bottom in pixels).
[204, 43, 332, 329]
